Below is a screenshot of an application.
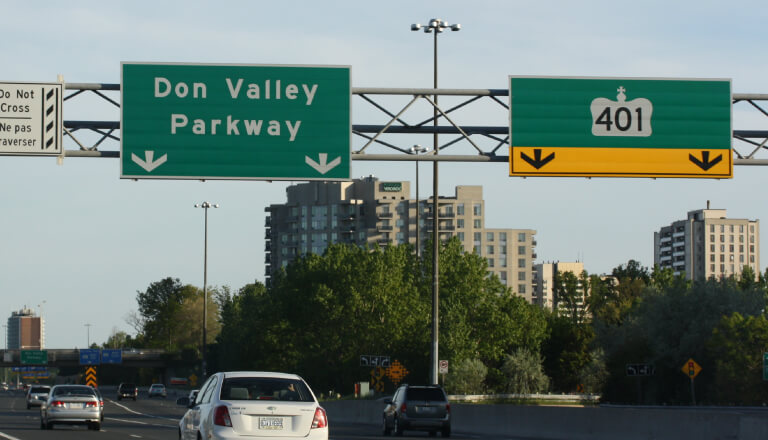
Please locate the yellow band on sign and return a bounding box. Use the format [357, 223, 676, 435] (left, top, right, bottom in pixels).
[509, 147, 733, 178]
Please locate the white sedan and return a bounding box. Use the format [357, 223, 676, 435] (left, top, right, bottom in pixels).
[177, 371, 328, 440]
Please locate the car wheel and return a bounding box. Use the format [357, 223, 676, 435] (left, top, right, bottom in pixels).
[382, 415, 391, 436]
[90, 422, 101, 431]
[393, 416, 404, 436]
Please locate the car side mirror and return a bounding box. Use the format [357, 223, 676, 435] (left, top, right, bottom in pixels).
[176, 397, 190, 407]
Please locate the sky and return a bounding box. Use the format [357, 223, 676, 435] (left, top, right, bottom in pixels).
[1, 0, 768, 349]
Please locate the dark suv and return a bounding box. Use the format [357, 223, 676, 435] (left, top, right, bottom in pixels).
[382, 384, 451, 437]
[117, 383, 138, 401]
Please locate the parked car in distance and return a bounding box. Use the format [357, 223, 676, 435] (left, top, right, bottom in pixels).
[382, 384, 451, 437]
[148, 383, 167, 398]
[176, 371, 328, 440]
[40, 384, 101, 430]
[117, 382, 138, 401]
[26, 385, 51, 409]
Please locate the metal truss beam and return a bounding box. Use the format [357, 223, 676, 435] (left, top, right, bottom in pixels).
[59, 83, 768, 165]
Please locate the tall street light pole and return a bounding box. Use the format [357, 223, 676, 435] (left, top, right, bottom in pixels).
[195, 201, 218, 379]
[85, 323, 91, 347]
[410, 145, 429, 257]
[411, 17, 461, 385]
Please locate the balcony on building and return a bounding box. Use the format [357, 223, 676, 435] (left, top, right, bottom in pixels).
[378, 225, 394, 232]
[378, 211, 394, 219]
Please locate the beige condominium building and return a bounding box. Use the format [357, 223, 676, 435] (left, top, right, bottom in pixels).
[264, 176, 538, 301]
[653, 204, 760, 281]
[533, 262, 586, 311]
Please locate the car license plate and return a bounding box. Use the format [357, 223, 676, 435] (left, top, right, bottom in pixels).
[259, 417, 284, 430]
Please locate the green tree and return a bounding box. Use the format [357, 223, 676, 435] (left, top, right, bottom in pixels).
[501, 348, 550, 394]
[706, 312, 768, 405]
[444, 358, 487, 395]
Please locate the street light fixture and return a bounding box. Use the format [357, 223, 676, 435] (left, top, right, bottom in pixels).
[410, 145, 429, 257]
[195, 201, 219, 379]
[411, 17, 461, 385]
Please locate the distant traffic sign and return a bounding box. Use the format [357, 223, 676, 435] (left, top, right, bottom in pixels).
[0, 81, 63, 155]
[509, 77, 732, 178]
[121, 63, 351, 180]
[626, 363, 655, 376]
[79, 349, 100, 365]
[101, 349, 123, 364]
[20, 350, 47, 365]
[681, 358, 702, 379]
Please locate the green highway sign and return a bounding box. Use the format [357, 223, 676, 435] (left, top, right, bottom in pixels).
[509, 77, 732, 178]
[121, 63, 351, 180]
[20, 350, 48, 365]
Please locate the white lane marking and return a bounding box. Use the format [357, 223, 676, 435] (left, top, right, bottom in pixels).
[0, 432, 23, 440]
[107, 399, 180, 421]
[130, 435, 142, 438]
[107, 417, 176, 429]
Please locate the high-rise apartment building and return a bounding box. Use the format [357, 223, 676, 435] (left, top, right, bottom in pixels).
[653, 205, 760, 280]
[6, 307, 44, 349]
[264, 177, 538, 301]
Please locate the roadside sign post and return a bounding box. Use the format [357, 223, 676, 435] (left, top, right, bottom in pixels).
[121, 63, 351, 180]
[763, 353, 768, 381]
[509, 77, 732, 178]
[681, 358, 702, 405]
[0, 82, 63, 156]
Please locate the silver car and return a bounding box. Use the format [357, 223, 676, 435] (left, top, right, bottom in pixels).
[40, 384, 102, 431]
[26, 385, 50, 409]
[177, 371, 328, 440]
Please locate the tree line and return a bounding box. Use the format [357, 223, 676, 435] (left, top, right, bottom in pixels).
[118, 239, 768, 405]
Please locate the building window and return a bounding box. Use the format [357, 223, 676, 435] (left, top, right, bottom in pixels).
[518, 271, 526, 281]
[473, 204, 482, 216]
[518, 245, 526, 255]
[720, 225, 725, 233]
[457, 219, 465, 228]
[518, 232, 526, 241]
[518, 284, 526, 294]
[500, 272, 507, 285]
[710, 254, 715, 262]
[518, 258, 526, 268]
[710, 235, 715, 242]
[473, 219, 481, 228]
[730, 245, 734, 252]
[488, 258, 495, 267]
[501, 246, 507, 255]
[487, 245, 494, 254]
[720, 255, 725, 262]
[750, 255, 755, 263]
[710, 225, 715, 232]
[457, 232, 464, 241]
[710, 244, 715, 252]
[500, 232, 507, 244]
[473, 232, 481, 244]
[721, 245, 725, 252]
[456, 203, 464, 215]
[730, 225, 734, 232]
[720, 234, 725, 242]
[711, 264, 715, 272]
[740, 254, 744, 262]
[500, 256, 507, 267]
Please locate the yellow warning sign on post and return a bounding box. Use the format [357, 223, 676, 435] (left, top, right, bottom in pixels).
[681, 358, 702, 379]
[85, 366, 97, 388]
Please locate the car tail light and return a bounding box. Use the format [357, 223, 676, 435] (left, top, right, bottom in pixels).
[213, 405, 232, 427]
[446, 403, 451, 413]
[311, 407, 327, 429]
[400, 403, 407, 413]
[85, 401, 97, 408]
[51, 400, 65, 408]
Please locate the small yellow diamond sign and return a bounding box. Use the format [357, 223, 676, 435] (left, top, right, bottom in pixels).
[681, 358, 702, 379]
